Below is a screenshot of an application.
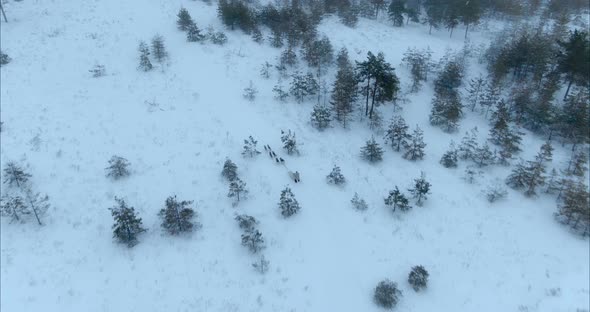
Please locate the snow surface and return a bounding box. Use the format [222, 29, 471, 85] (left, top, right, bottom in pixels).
[1, 1, 588, 311]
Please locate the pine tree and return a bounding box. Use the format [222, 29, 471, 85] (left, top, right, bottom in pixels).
[558, 88, 589, 147]
[260, 61, 272, 79]
[464, 165, 482, 184]
[408, 172, 431, 206]
[105, 156, 131, 180]
[539, 141, 554, 163]
[473, 143, 495, 168]
[384, 115, 410, 152]
[228, 178, 248, 205]
[241, 230, 265, 253]
[506, 148, 547, 197]
[331, 55, 357, 127]
[401, 47, 432, 92]
[326, 165, 346, 185]
[384, 186, 411, 212]
[303, 36, 334, 75]
[403, 125, 426, 161]
[566, 149, 588, 177]
[556, 30, 590, 100]
[235, 214, 258, 232]
[187, 23, 205, 42]
[252, 255, 270, 274]
[177, 8, 195, 31]
[361, 137, 384, 163]
[310, 104, 332, 131]
[356, 52, 400, 119]
[281, 130, 299, 155]
[486, 182, 508, 203]
[273, 84, 289, 102]
[280, 47, 298, 68]
[374, 279, 402, 309]
[544, 168, 562, 194]
[109, 197, 146, 248]
[351, 192, 368, 211]
[488, 100, 522, 164]
[408, 265, 429, 291]
[479, 82, 500, 118]
[159, 196, 198, 235]
[242, 136, 261, 158]
[555, 180, 589, 236]
[23, 188, 50, 226]
[388, 0, 406, 27]
[430, 90, 462, 132]
[290, 72, 312, 103]
[243, 81, 258, 101]
[221, 158, 238, 182]
[440, 141, 458, 168]
[3, 162, 31, 189]
[151, 35, 168, 64]
[0, 50, 11, 67]
[138, 41, 153, 71]
[279, 187, 300, 218]
[459, 128, 479, 161]
[466, 75, 487, 112]
[0, 195, 29, 223]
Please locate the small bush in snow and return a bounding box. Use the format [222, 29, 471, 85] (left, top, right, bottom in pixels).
[241, 230, 265, 253]
[252, 255, 269, 274]
[486, 183, 508, 203]
[221, 158, 238, 181]
[137, 41, 153, 71]
[235, 214, 258, 233]
[243, 81, 258, 101]
[310, 104, 332, 130]
[105, 156, 131, 180]
[384, 186, 411, 212]
[187, 23, 205, 42]
[279, 187, 300, 218]
[281, 130, 299, 156]
[89, 64, 106, 78]
[361, 137, 384, 163]
[408, 172, 431, 206]
[440, 141, 458, 168]
[208, 30, 228, 45]
[0, 51, 11, 66]
[463, 165, 482, 184]
[242, 135, 261, 158]
[0, 195, 29, 223]
[326, 165, 346, 185]
[151, 35, 169, 64]
[408, 265, 429, 292]
[351, 193, 368, 211]
[374, 279, 402, 309]
[273, 84, 289, 102]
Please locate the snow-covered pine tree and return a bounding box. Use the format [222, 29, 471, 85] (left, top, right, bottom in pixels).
[3, 162, 31, 189]
[539, 141, 554, 163]
[554, 180, 589, 236]
[486, 183, 508, 203]
[221, 158, 238, 182]
[105, 156, 131, 180]
[408, 265, 429, 292]
[458, 127, 479, 161]
[506, 147, 547, 197]
[330, 50, 357, 127]
[544, 168, 562, 194]
[326, 165, 346, 185]
[260, 61, 272, 79]
[235, 214, 258, 232]
[138, 41, 153, 71]
[374, 279, 402, 309]
[351, 192, 368, 211]
[566, 149, 588, 177]
[273, 84, 289, 102]
[151, 35, 168, 64]
[252, 255, 270, 274]
[361, 136, 384, 163]
[440, 141, 458, 168]
[278, 187, 300, 218]
[228, 177, 248, 205]
[384, 186, 412, 212]
[402, 125, 426, 161]
[159, 196, 199, 235]
[479, 81, 500, 118]
[0, 195, 29, 223]
[408, 172, 431, 206]
[187, 23, 205, 42]
[488, 99, 522, 164]
[310, 104, 332, 131]
[0, 50, 11, 66]
[242, 136, 261, 158]
[290, 72, 310, 103]
[384, 115, 410, 152]
[243, 81, 258, 101]
[109, 197, 146, 248]
[241, 230, 265, 253]
[280, 47, 298, 68]
[177, 8, 194, 31]
[473, 143, 495, 167]
[466, 75, 487, 112]
[464, 165, 482, 184]
[429, 90, 462, 132]
[22, 188, 50, 226]
[281, 130, 299, 155]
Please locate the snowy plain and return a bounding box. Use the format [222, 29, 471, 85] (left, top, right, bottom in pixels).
[0, 0, 589, 311]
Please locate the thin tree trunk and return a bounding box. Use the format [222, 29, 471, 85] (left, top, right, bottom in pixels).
[464, 24, 469, 39]
[0, 4, 7, 23]
[563, 80, 573, 100]
[369, 82, 378, 119]
[429, 24, 432, 34]
[365, 78, 370, 116]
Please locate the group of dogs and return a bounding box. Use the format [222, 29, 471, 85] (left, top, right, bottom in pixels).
[263, 144, 301, 183]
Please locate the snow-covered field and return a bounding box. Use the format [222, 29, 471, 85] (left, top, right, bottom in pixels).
[1, 1, 588, 311]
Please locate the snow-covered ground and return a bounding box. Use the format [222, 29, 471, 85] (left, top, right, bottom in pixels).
[1, 1, 588, 311]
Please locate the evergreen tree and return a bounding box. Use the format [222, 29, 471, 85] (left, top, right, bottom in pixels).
[331, 53, 357, 127]
[326, 165, 346, 185]
[303, 36, 334, 75]
[566, 149, 588, 177]
[177, 8, 194, 31]
[361, 137, 384, 163]
[159, 196, 198, 235]
[221, 158, 238, 182]
[408, 265, 429, 291]
[280, 47, 298, 68]
[539, 141, 554, 163]
[0, 50, 11, 66]
[473, 143, 495, 168]
[260, 61, 272, 79]
[22, 188, 50, 226]
[384, 115, 410, 152]
[466, 75, 486, 112]
[374, 279, 402, 309]
[556, 30, 590, 100]
[555, 180, 589, 236]
[235, 214, 258, 232]
[242, 136, 261, 158]
[440, 141, 459, 168]
[384, 186, 411, 212]
[388, 0, 406, 27]
[138, 41, 153, 71]
[403, 125, 426, 161]
[105, 156, 131, 180]
[217, 0, 256, 33]
[506, 148, 547, 197]
[464, 165, 482, 184]
[310, 104, 332, 131]
[279, 187, 300, 218]
[408, 172, 431, 206]
[458, 128, 479, 161]
[558, 88, 589, 146]
[290, 72, 317, 103]
[281, 130, 299, 155]
[423, 0, 445, 34]
[109, 197, 146, 248]
[243, 81, 258, 101]
[252, 255, 270, 274]
[241, 230, 265, 253]
[479, 82, 500, 118]
[488, 100, 522, 164]
[151, 35, 168, 64]
[430, 89, 462, 132]
[544, 168, 562, 194]
[228, 177, 248, 205]
[402, 47, 432, 92]
[351, 192, 368, 211]
[0, 195, 29, 223]
[187, 23, 205, 42]
[486, 182, 508, 203]
[3, 162, 31, 189]
[459, 0, 481, 38]
[273, 84, 289, 102]
[356, 52, 400, 119]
